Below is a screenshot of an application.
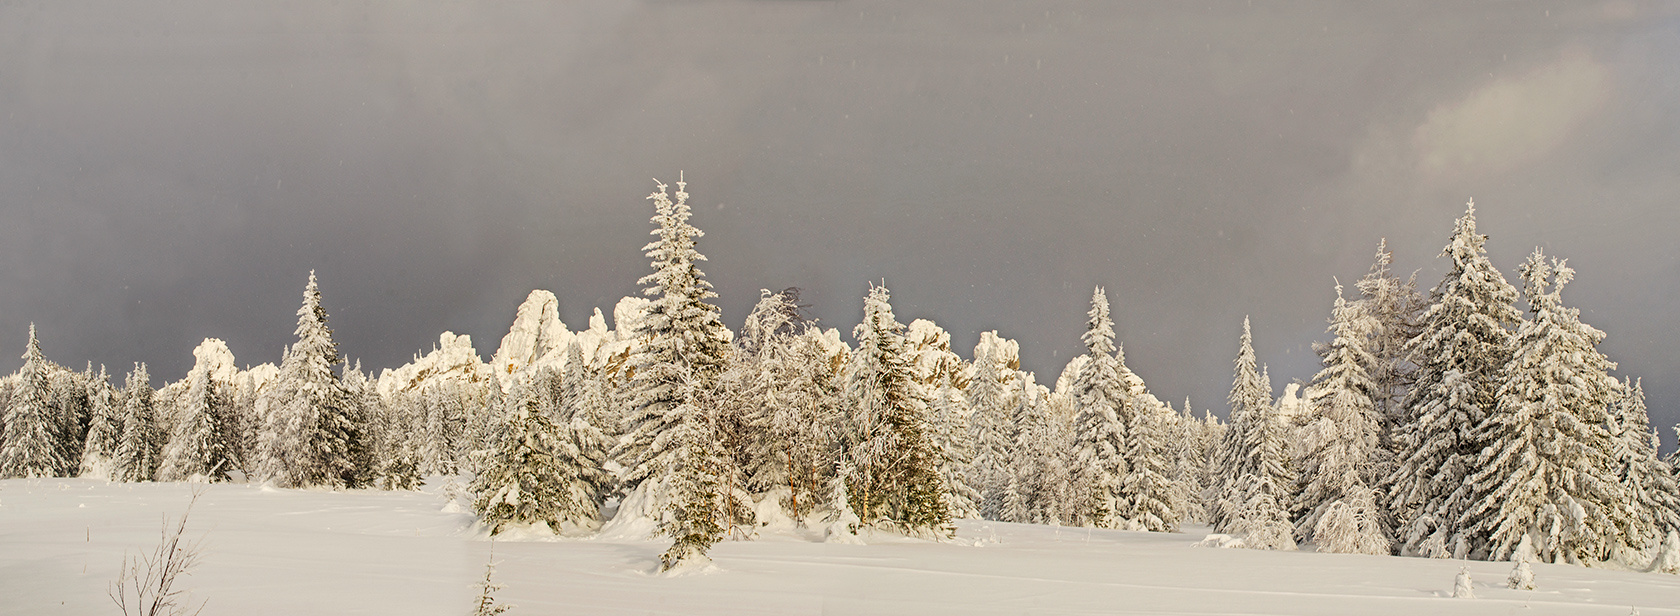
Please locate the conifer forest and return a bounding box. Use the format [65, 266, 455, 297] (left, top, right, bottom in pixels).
[4, 178, 1677, 580]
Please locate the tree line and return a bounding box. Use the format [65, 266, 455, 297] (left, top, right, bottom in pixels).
[1, 181, 1675, 573]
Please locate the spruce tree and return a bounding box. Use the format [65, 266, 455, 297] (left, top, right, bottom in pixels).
[930, 378, 981, 520]
[471, 380, 577, 535]
[726, 290, 837, 518]
[824, 460, 865, 543]
[1213, 317, 1294, 546]
[1608, 379, 1680, 559]
[615, 176, 731, 493]
[1295, 285, 1391, 552]
[1456, 251, 1625, 563]
[609, 176, 735, 567]
[421, 383, 463, 475]
[1118, 400, 1181, 533]
[379, 388, 424, 491]
[1, 325, 67, 478]
[50, 367, 90, 476]
[256, 271, 362, 488]
[339, 361, 379, 488]
[657, 395, 731, 570]
[965, 340, 1013, 520]
[1068, 287, 1129, 528]
[1389, 200, 1522, 557]
[559, 341, 613, 524]
[158, 366, 232, 481]
[114, 364, 159, 482]
[1354, 240, 1424, 439]
[79, 366, 122, 479]
[1002, 378, 1047, 525]
[843, 284, 950, 536]
[1169, 398, 1213, 524]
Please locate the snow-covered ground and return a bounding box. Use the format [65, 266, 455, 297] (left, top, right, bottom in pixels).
[3, 478, 1676, 615]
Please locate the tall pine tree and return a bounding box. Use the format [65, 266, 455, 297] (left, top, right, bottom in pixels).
[1296, 284, 1392, 553]
[965, 338, 1013, 520]
[1068, 287, 1129, 528]
[1607, 379, 1680, 560]
[1355, 240, 1424, 440]
[1389, 200, 1521, 557]
[256, 271, 362, 488]
[843, 284, 950, 537]
[158, 366, 232, 481]
[1, 325, 65, 478]
[1455, 251, 1624, 564]
[79, 366, 122, 479]
[610, 176, 736, 569]
[114, 364, 158, 482]
[1214, 317, 1295, 549]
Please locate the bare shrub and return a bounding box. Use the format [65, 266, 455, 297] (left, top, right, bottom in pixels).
[109, 488, 209, 616]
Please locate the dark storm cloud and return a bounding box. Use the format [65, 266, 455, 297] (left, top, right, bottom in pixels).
[3, 1, 1679, 444]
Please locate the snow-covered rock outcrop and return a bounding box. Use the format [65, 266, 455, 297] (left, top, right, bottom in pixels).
[189, 338, 240, 384]
[489, 290, 575, 386]
[1275, 383, 1309, 422]
[375, 332, 491, 398]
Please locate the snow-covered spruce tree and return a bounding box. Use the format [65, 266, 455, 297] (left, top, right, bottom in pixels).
[50, 367, 90, 476]
[462, 377, 506, 476]
[1195, 410, 1227, 517]
[1608, 378, 1680, 560]
[1169, 398, 1212, 524]
[1213, 318, 1295, 548]
[224, 369, 263, 476]
[788, 327, 847, 509]
[158, 366, 232, 482]
[1312, 485, 1390, 555]
[338, 362, 381, 488]
[374, 387, 423, 491]
[842, 284, 950, 537]
[79, 366, 122, 479]
[930, 377, 981, 520]
[1118, 393, 1180, 533]
[1354, 240, 1424, 440]
[725, 289, 834, 519]
[1068, 287, 1130, 529]
[1001, 378, 1047, 524]
[1294, 284, 1392, 553]
[559, 341, 614, 518]
[114, 364, 159, 482]
[421, 382, 464, 475]
[824, 460, 865, 543]
[1455, 251, 1624, 564]
[1226, 472, 1297, 551]
[1069, 289, 1178, 532]
[657, 394, 732, 570]
[255, 271, 364, 488]
[965, 339, 1013, 520]
[612, 176, 736, 568]
[1, 325, 67, 478]
[471, 379, 580, 535]
[1389, 200, 1521, 558]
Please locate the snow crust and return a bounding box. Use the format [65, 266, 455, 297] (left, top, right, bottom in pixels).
[6, 478, 1679, 615]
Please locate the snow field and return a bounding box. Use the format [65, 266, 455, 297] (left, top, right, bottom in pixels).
[5, 479, 1678, 615]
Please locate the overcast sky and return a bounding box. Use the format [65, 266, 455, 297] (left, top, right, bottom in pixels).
[3, 1, 1678, 445]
